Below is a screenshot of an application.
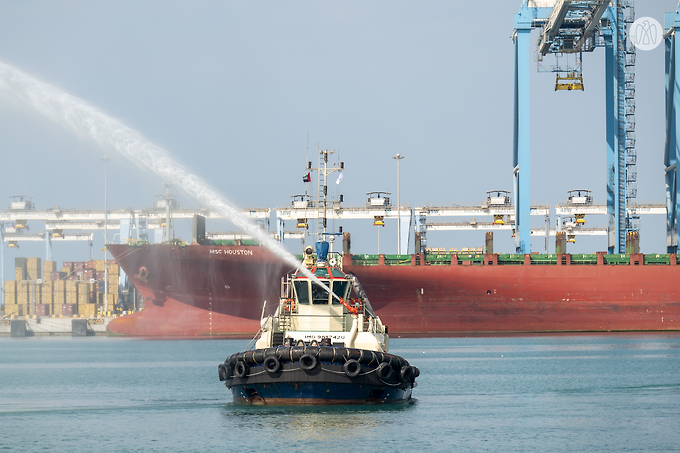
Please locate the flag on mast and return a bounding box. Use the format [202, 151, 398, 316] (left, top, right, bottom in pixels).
[302, 172, 311, 183]
[336, 173, 343, 185]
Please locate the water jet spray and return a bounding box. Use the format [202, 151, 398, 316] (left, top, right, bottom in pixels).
[0, 62, 334, 293]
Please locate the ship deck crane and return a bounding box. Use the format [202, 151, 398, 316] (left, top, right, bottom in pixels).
[513, 0, 636, 254]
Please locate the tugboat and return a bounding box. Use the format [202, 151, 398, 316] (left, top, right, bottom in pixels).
[217, 241, 420, 405]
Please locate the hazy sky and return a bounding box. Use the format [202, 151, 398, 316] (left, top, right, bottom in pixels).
[0, 0, 677, 277]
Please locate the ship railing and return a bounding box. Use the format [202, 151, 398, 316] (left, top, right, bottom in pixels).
[362, 314, 386, 335]
[350, 253, 680, 267]
[349, 254, 412, 266]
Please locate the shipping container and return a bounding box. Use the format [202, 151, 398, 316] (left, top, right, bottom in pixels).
[4, 304, 20, 316]
[14, 267, 26, 280]
[41, 284, 53, 304]
[4, 280, 16, 293]
[61, 304, 77, 317]
[4, 291, 16, 305]
[17, 281, 29, 289]
[6, 303, 26, 316]
[53, 292, 66, 305]
[26, 257, 42, 280]
[53, 280, 65, 292]
[77, 293, 93, 304]
[52, 302, 63, 316]
[77, 282, 94, 292]
[50, 271, 67, 281]
[65, 281, 78, 293]
[65, 292, 78, 305]
[43, 261, 57, 276]
[35, 304, 50, 316]
[15, 282, 29, 302]
[95, 260, 106, 271]
[77, 282, 95, 304]
[106, 294, 119, 306]
[78, 304, 95, 317]
[108, 275, 119, 289]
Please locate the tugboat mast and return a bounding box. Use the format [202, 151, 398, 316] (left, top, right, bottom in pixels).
[315, 148, 343, 247]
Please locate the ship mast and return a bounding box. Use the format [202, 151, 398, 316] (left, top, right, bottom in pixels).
[315, 148, 343, 243]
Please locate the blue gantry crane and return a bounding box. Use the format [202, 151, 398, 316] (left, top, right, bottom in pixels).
[665, 3, 680, 253]
[512, 1, 637, 254]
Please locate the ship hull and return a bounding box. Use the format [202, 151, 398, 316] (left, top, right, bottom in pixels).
[106, 243, 292, 337]
[107, 244, 680, 336]
[344, 258, 680, 334]
[229, 382, 413, 405]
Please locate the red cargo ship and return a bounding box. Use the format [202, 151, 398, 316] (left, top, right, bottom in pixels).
[106, 243, 293, 337]
[106, 240, 680, 337]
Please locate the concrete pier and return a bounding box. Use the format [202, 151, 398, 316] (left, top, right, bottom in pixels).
[0, 317, 112, 336]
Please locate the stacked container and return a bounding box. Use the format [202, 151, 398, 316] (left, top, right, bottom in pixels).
[43, 261, 57, 279]
[4, 280, 17, 315]
[26, 257, 41, 281]
[53, 280, 66, 306]
[2, 256, 122, 318]
[15, 258, 27, 280]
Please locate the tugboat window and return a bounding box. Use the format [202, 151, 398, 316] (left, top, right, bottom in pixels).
[294, 281, 310, 305]
[331, 281, 350, 305]
[312, 283, 329, 304]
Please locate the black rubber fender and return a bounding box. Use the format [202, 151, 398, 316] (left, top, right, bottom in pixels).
[299, 353, 318, 371]
[399, 365, 413, 383]
[252, 349, 265, 364]
[234, 361, 249, 378]
[318, 346, 334, 362]
[343, 359, 361, 377]
[291, 346, 305, 360]
[377, 362, 393, 380]
[264, 356, 281, 373]
[347, 348, 362, 361]
[218, 364, 227, 381]
[305, 346, 320, 357]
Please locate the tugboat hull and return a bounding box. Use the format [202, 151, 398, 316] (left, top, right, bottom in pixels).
[230, 381, 412, 405]
[220, 346, 418, 406]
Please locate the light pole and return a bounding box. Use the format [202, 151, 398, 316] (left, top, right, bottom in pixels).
[392, 154, 404, 255]
[101, 156, 111, 314]
[0, 222, 5, 309]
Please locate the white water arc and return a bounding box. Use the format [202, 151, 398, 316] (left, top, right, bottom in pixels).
[0, 61, 337, 296]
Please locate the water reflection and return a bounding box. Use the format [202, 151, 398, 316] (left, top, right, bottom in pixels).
[222, 402, 416, 442]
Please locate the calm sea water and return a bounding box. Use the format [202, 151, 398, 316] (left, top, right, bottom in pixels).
[1, 334, 679, 452]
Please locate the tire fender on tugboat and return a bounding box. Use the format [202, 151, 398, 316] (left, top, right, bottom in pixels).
[235, 361, 249, 378]
[264, 356, 281, 373]
[218, 364, 228, 381]
[343, 359, 361, 377]
[377, 362, 393, 380]
[299, 354, 317, 371]
[399, 365, 413, 383]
